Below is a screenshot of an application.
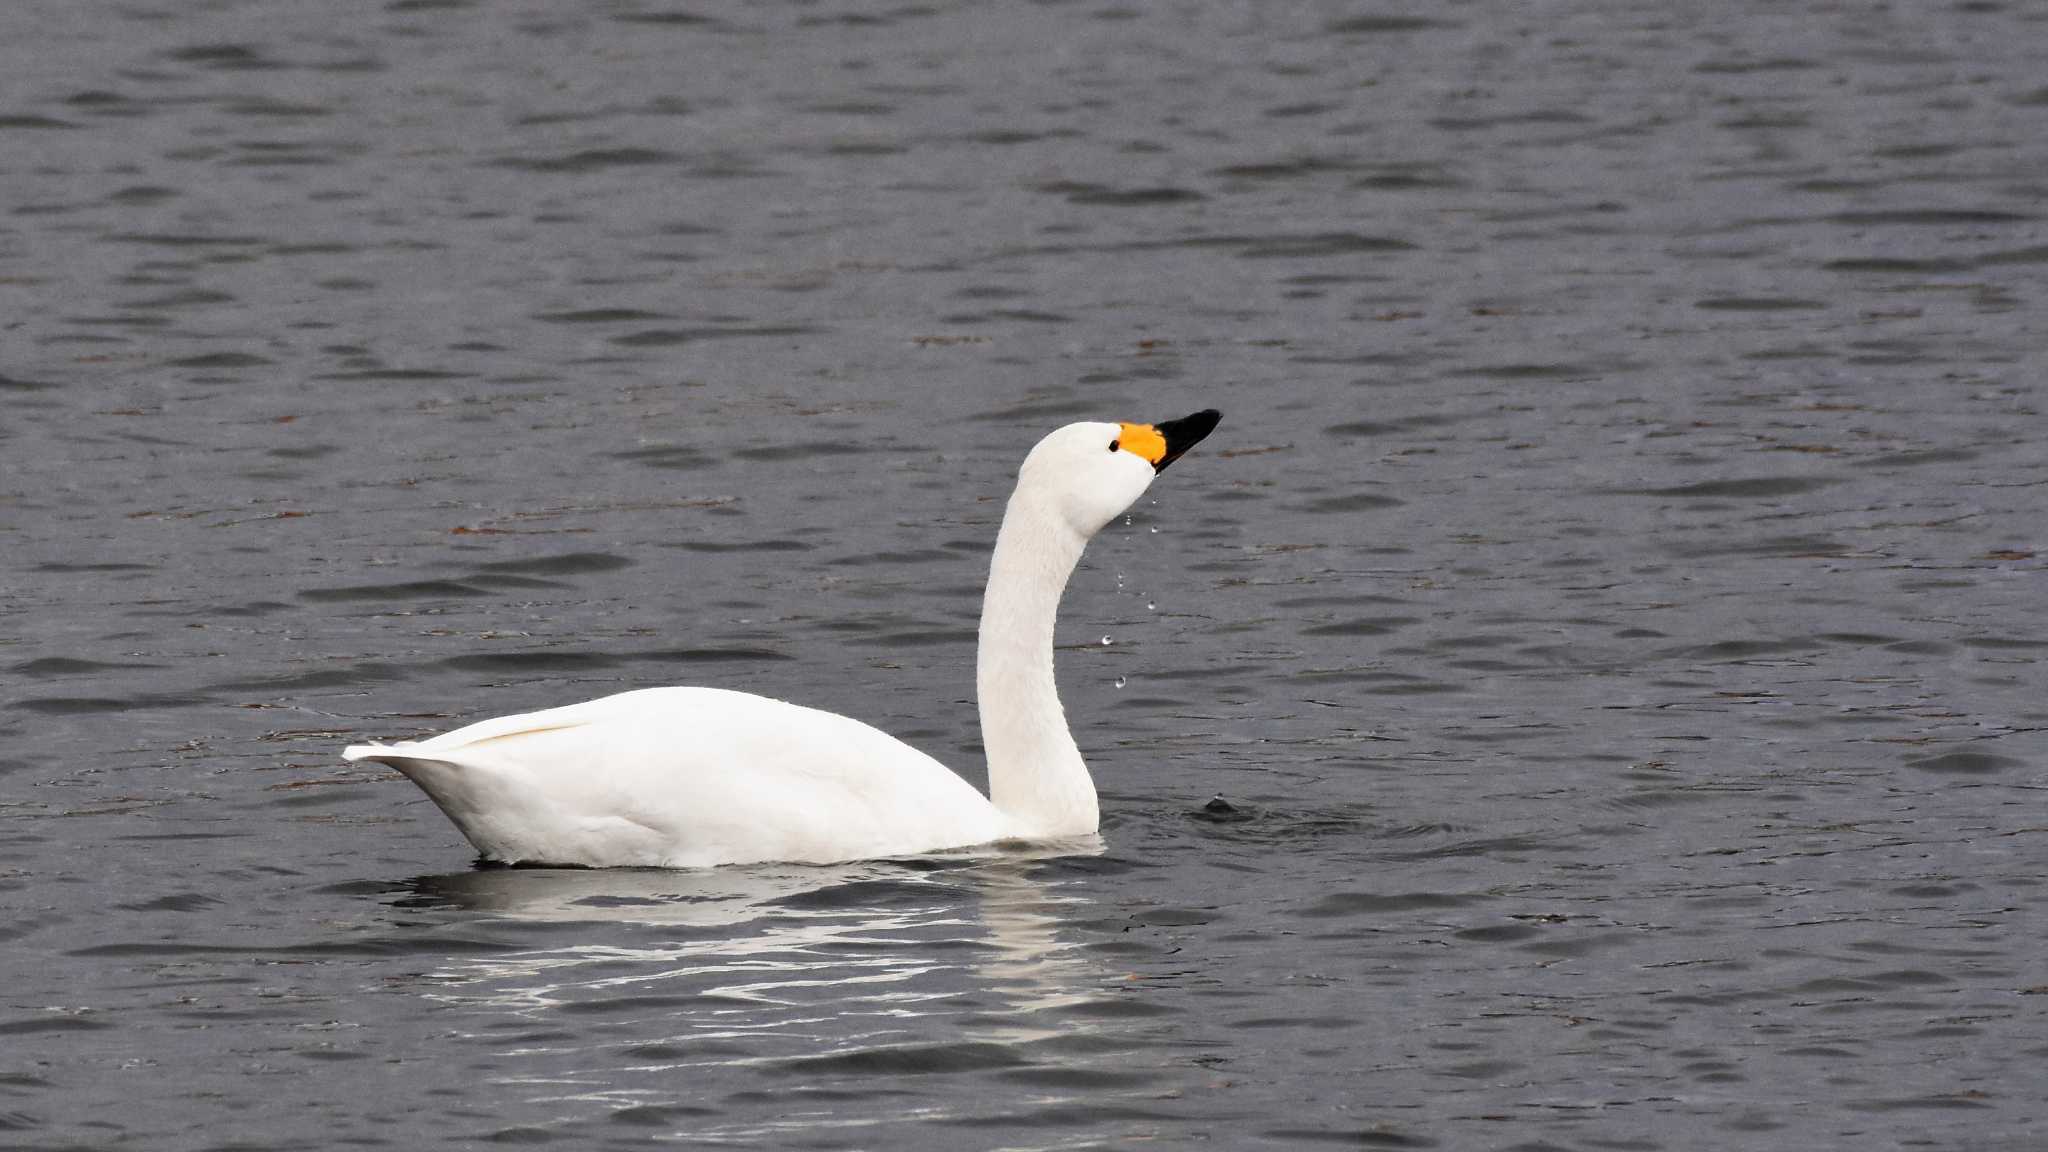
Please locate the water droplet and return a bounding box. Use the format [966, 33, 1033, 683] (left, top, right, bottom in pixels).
[1149, 526, 1158, 534]
[1147, 602, 1156, 611]
[1101, 635, 1113, 646]
[1124, 515, 1133, 526]
[1114, 675, 1127, 689]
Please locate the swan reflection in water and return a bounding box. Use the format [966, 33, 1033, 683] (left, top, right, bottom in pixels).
[385, 838, 1132, 1130]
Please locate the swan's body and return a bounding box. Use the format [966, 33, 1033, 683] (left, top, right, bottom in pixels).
[350, 687, 1002, 868]
[343, 412, 1219, 868]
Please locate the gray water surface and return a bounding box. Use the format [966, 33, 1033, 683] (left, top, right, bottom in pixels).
[4, 2, 2047, 1148]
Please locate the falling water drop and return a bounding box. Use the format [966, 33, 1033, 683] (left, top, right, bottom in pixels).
[1101, 635, 1113, 646]
[1114, 675, 1127, 689]
[1149, 526, 1158, 534]
[1147, 602, 1156, 611]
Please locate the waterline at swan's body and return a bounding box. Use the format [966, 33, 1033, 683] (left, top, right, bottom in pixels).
[342, 411, 1220, 868]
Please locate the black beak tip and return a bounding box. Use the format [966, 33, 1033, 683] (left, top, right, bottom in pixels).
[1153, 408, 1222, 473]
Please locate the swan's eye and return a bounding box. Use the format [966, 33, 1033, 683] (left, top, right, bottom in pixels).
[1109, 439, 1120, 453]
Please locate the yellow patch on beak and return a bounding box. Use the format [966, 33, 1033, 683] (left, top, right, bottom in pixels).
[1117, 422, 1167, 465]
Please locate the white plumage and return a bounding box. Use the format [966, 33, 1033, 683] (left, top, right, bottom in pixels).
[343, 412, 1220, 868]
[347, 687, 1001, 868]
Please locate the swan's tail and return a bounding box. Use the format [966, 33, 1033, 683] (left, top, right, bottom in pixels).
[346, 737, 454, 774]
[343, 743, 453, 787]
[342, 743, 508, 861]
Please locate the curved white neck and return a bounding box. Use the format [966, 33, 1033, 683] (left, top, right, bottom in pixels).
[977, 491, 1098, 836]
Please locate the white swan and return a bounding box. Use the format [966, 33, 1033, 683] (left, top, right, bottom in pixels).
[343, 410, 1221, 869]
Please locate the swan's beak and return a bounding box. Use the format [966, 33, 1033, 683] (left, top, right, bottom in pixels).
[1121, 409, 1222, 474]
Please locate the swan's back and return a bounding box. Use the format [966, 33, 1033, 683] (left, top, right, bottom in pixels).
[344, 687, 1002, 868]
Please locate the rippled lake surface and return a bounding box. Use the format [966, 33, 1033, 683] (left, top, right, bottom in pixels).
[5, 2, 2048, 1148]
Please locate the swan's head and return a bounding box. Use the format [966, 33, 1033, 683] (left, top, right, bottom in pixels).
[1017, 409, 1222, 537]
